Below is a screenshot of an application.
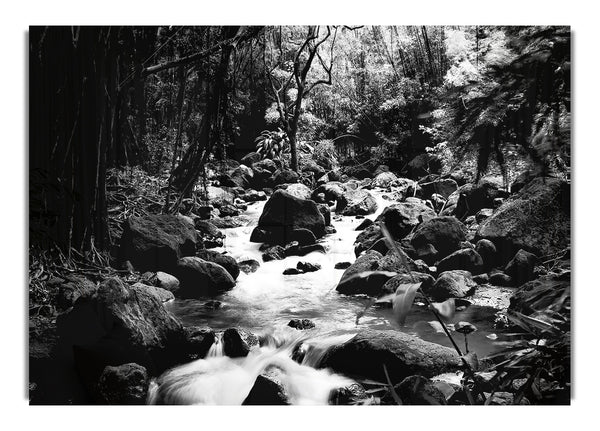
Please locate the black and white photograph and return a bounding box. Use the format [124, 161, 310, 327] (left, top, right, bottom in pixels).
[2, 0, 598, 427]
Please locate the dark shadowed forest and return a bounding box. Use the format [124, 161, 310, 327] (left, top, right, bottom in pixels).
[28, 25, 571, 406]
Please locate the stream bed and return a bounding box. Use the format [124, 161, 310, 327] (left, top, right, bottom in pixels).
[167, 187, 511, 358]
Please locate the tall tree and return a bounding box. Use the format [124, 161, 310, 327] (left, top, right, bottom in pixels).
[266, 25, 337, 172]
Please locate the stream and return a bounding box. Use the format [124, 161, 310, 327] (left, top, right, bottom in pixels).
[160, 186, 510, 404]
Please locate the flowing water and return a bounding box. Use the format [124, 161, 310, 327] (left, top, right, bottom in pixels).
[160, 187, 509, 404]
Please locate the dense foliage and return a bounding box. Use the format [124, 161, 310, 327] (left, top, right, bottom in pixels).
[29, 25, 570, 255]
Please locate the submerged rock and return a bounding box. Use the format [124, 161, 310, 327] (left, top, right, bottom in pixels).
[238, 259, 260, 274]
[288, 319, 316, 330]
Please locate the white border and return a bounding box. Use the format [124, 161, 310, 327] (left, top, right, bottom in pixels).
[1, 1, 597, 429]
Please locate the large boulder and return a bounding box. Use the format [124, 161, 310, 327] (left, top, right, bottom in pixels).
[119, 214, 198, 272]
[172, 257, 236, 297]
[436, 248, 484, 274]
[411, 216, 467, 259]
[253, 190, 326, 245]
[56, 278, 187, 378]
[476, 177, 570, 260]
[381, 273, 435, 295]
[319, 330, 461, 382]
[97, 363, 149, 405]
[339, 189, 378, 216]
[425, 270, 476, 301]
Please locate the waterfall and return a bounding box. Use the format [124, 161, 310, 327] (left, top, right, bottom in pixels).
[147, 331, 356, 405]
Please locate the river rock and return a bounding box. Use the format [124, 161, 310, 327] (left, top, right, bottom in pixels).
[377, 202, 436, 240]
[425, 270, 477, 301]
[406, 153, 442, 179]
[243, 373, 289, 405]
[254, 189, 326, 245]
[422, 178, 458, 200]
[475, 239, 497, 271]
[272, 169, 299, 185]
[282, 182, 312, 200]
[262, 245, 286, 262]
[196, 249, 240, 280]
[241, 151, 261, 166]
[288, 319, 316, 330]
[436, 248, 484, 274]
[391, 375, 447, 405]
[373, 171, 398, 188]
[319, 330, 461, 382]
[339, 189, 378, 216]
[210, 215, 250, 229]
[252, 158, 278, 174]
[183, 327, 216, 360]
[238, 259, 260, 274]
[311, 182, 346, 207]
[334, 262, 351, 270]
[131, 282, 174, 303]
[57, 278, 187, 378]
[296, 261, 321, 273]
[173, 257, 236, 297]
[329, 383, 369, 405]
[355, 218, 373, 231]
[336, 251, 398, 296]
[119, 214, 198, 272]
[290, 228, 317, 246]
[381, 273, 435, 295]
[222, 328, 259, 358]
[97, 363, 149, 405]
[454, 179, 509, 219]
[242, 189, 267, 202]
[411, 216, 467, 259]
[354, 224, 383, 256]
[55, 275, 98, 311]
[489, 272, 513, 287]
[477, 178, 569, 259]
[504, 249, 538, 286]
